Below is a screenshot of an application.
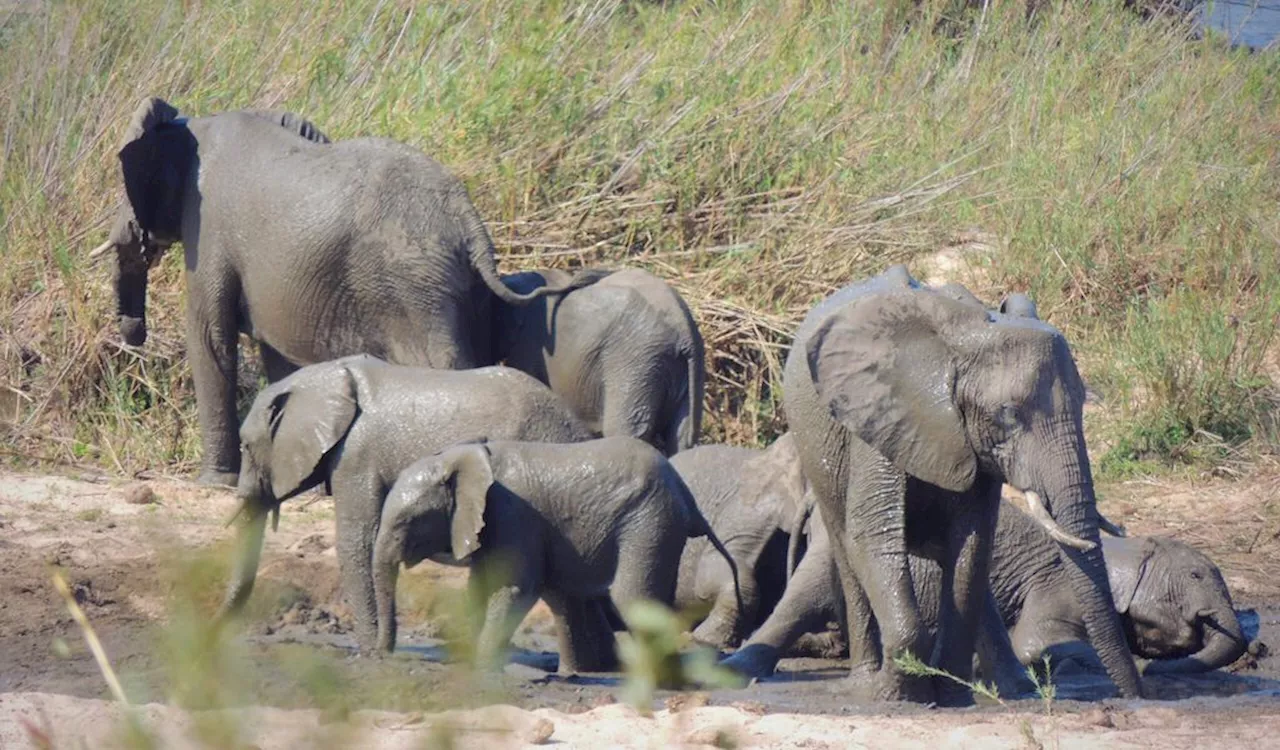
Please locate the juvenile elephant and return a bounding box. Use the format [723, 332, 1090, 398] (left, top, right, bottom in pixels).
[91, 97, 599, 487]
[373, 437, 740, 672]
[977, 494, 1249, 676]
[781, 266, 1142, 704]
[223, 355, 593, 651]
[671, 433, 813, 648]
[497, 268, 705, 455]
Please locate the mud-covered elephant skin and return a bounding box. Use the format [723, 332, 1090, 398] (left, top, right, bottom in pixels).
[92, 97, 601, 487]
[497, 268, 705, 456]
[969, 496, 1250, 676]
[671, 433, 812, 648]
[780, 265, 1142, 705]
[373, 436, 740, 671]
[223, 355, 593, 652]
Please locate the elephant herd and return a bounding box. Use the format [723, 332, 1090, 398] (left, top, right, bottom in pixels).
[93, 97, 1250, 707]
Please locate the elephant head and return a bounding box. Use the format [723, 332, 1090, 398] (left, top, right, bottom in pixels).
[1106, 536, 1247, 674]
[804, 287, 1142, 697]
[373, 443, 495, 652]
[219, 356, 366, 618]
[89, 97, 191, 347]
[90, 98, 331, 347]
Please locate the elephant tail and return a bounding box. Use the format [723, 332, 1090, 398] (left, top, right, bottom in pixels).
[468, 233, 612, 305]
[674, 338, 705, 452]
[683, 497, 744, 634]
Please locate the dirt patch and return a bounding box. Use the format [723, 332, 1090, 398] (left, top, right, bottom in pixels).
[2, 468, 1280, 747]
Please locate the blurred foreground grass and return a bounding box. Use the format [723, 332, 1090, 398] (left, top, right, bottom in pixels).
[1, 0, 1278, 479]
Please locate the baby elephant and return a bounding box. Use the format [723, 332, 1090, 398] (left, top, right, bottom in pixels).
[497, 268, 705, 456]
[373, 436, 740, 673]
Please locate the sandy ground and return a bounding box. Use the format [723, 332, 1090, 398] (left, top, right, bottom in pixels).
[2, 467, 1279, 749]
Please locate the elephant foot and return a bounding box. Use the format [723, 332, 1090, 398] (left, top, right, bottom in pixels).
[932, 675, 976, 708]
[719, 644, 782, 681]
[196, 468, 240, 488]
[559, 648, 620, 675]
[845, 664, 938, 705]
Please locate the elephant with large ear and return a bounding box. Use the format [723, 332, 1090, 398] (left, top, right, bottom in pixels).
[91, 97, 603, 487]
[497, 267, 705, 456]
[373, 437, 741, 670]
[1103, 532, 1249, 674]
[224, 355, 594, 652]
[781, 266, 1142, 705]
[671, 433, 813, 647]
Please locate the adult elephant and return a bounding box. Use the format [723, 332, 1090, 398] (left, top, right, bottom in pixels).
[781, 266, 1142, 705]
[90, 97, 600, 486]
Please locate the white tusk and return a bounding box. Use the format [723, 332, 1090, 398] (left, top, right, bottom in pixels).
[89, 240, 113, 259]
[1024, 490, 1096, 552]
[1097, 512, 1128, 538]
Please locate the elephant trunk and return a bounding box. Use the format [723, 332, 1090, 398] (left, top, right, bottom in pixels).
[115, 259, 148, 347]
[216, 502, 268, 621]
[1041, 427, 1144, 698]
[372, 532, 403, 654]
[1145, 608, 1247, 674]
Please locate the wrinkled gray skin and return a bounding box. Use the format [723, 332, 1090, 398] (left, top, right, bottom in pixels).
[373, 437, 740, 672]
[690, 445, 1244, 686]
[497, 268, 705, 456]
[773, 265, 1142, 705]
[978, 497, 1249, 676]
[97, 97, 600, 487]
[225, 355, 593, 652]
[672, 433, 813, 648]
[677, 436, 1031, 699]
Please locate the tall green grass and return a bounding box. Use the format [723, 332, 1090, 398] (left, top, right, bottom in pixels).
[2, 0, 1278, 476]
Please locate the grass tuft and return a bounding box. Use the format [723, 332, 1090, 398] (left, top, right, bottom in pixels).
[1, 4, 1277, 475]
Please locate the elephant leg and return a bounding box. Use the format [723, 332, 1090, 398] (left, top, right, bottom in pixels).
[544, 590, 619, 674]
[690, 568, 759, 650]
[601, 377, 662, 454]
[188, 291, 241, 487]
[257, 341, 298, 383]
[842, 457, 933, 702]
[930, 493, 998, 707]
[610, 533, 681, 617]
[332, 474, 385, 653]
[1009, 597, 1092, 674]
[721, 534, 841, 679]
[974, 590, 1037, 698]
[471, 572, 540, 672]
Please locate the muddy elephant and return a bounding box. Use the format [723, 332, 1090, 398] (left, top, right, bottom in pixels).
[722, 482, 1246, 687]
[90, 97, 600, 487]
[671, 433, 812, 648]
[497, 267, 705, 456]
[222, 355, 593, 651]
[373, 437, 740, 671]
[780, 266, 1142, 705]
[977, 494, 1250, 675]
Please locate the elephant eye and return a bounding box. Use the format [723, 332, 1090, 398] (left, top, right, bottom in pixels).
[996, 404, 1020, 429]
[1190, 570, 1203, 581]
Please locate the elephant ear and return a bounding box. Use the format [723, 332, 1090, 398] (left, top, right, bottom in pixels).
[806, 289, 980, 492]
[117, 97, 189, 237]
[1105, 537, 1157, 615]
[268, 364, 359, 500]
[445, 443, 495, 561]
